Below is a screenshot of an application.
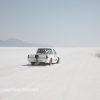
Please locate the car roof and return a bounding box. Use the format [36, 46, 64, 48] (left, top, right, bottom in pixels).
[38, 48, 53, 50]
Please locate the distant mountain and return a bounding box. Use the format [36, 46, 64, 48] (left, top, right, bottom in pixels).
[0, 38, 52, 47]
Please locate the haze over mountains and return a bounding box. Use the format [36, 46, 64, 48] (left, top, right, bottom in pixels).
[0, 38, 51, 47]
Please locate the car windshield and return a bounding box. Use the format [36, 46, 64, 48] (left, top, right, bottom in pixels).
[37, 49, 52, 54]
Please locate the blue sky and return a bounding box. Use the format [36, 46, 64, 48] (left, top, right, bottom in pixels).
[0, 0, 100, 46]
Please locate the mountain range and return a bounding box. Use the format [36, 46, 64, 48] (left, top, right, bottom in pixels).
[0, 38, 52, 47]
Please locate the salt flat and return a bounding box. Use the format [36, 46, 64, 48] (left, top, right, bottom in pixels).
[0, 47, 100, 100]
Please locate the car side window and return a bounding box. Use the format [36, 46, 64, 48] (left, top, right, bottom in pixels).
[49, 49, 53, 54]
[53, 49, 57, 54]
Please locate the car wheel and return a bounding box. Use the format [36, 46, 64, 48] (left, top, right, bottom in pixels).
[49, 59, 52, 66]
[31, 62, 35, 66]
[57, 57, 60, 64]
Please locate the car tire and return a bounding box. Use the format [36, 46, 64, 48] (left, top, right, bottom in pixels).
[57, 57, 60, 64]
[31, 62, 35, 66]
[49, 59, 52, 66]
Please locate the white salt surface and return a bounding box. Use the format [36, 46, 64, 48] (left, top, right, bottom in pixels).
[0, 47, 100, 100]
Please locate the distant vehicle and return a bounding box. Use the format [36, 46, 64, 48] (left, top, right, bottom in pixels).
[28, 48, 60, 65]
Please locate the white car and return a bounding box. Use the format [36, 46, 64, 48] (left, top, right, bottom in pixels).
[28, 48, 60, 65]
